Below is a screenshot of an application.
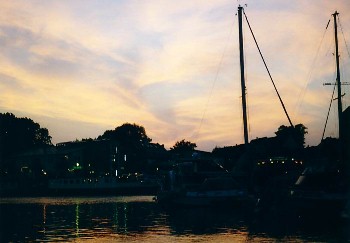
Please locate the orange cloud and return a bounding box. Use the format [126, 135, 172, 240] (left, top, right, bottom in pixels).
[0, 0, 349, 151]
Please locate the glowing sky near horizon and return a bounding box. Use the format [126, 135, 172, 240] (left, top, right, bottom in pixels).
[1, 0, 350, 151]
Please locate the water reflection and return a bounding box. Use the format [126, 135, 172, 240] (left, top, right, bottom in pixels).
[75, 204, 79, 237]
[0, 196, 349, 242]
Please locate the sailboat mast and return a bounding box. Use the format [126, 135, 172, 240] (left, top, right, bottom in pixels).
[238, 6, 249, 146]
[333, 11, 343, 151]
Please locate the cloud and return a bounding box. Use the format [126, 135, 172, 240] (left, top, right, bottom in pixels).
[0, 0, 349, 151]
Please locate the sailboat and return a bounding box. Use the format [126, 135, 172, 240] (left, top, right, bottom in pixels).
[288, 11, 349, 218]
[154, 156, 254, 207]
[155, 6, 260, 207]
[155, 5, 297, 208]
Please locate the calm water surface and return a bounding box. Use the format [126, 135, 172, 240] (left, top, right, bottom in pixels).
[0, 196, 349, 242]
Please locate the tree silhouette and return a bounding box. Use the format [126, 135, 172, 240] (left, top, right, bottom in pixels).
[0, 113, 52, 158]
[98, 123, 152, 172]
[99, 123, 151, 146]
[170, 139, 197, 153]
[0, 113, 52, 177]
[275, 123, 308, 150]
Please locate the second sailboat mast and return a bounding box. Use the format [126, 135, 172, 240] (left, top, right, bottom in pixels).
[333, 11, 343, 144]
[238, 6, 249, 146]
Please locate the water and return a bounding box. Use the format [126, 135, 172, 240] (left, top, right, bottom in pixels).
[0, 196, 349, 242]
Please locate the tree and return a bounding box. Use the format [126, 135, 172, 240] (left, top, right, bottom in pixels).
[0, 113, 53, 177]
[98, 123, 152, 172]
[0, 113, 52, 158]
[275, 124, 308, 150]
[170, 139, 197, 153]
[99, 123, 151, 147]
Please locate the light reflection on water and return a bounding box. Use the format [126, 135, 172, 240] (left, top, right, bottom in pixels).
[0, 196, 349, 242]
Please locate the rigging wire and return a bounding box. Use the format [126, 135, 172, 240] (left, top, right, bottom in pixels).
[340, 55, 350, 110]
[338, 15, 350, 109]
[191, 17, 235, 140]
[243, 9, 294, 127]
[322, 41, 338, 141]
[294, 18, 331, 118]
[321, 80, 336, 141]
[338, 15, 350, 58]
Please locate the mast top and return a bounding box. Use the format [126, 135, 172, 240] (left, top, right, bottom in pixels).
[332, 11, 339, 17]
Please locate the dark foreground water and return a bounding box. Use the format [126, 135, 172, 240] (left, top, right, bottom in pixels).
[0, 196, 349, 242]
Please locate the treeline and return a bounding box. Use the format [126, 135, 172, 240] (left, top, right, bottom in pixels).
[0, 113, 52, 158]
[3, 112, 338, 179]
[0, 113, 200, 178]
[0, 113, 196, 158]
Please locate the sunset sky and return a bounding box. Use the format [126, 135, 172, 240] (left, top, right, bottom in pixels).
[1, 0, 349, 151]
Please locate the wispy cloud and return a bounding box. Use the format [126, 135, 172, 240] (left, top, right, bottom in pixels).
[0, 0, 349, 150]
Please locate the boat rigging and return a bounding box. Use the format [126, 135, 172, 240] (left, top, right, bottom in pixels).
[322, 11, 349, 163]
[237, 6, 294, 147]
